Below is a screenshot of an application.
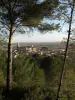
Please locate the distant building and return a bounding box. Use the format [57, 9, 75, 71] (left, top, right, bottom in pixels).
[13, 43, 40, 56]
[40, 47, 49, 55]
[13, 43, 60, 57]
[17, 43, 26, 53]
[40, 47, 48, 51]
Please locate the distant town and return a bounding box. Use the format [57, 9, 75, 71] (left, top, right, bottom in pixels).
[13, 42, 66, 58]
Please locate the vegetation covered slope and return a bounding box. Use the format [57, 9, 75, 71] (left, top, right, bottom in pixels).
[0, 47, 75, 100]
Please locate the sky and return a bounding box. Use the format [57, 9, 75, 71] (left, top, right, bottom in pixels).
[13, 18, 69, 43]
[13, 21, 68, 43]
[13, 0, 71, 43]
[12, 0, 75, 43]
[0, 0, 74, 43]
[0, 0, 72, 43]
[13, 31, 68, 43]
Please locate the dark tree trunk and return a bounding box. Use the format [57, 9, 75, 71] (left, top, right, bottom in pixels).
[7, 24, 13, 91]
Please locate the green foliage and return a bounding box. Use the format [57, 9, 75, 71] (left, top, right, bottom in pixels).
[13, 54, 45, 88]
[0, 70, 6, 86]
[0, 49, 7, 86]
[0, 0, 59, 32]
[58, 45, 75, 99]
[0, 89, 4, 100]
[0, 48, 75, 99]
[11, 53, 66, 99]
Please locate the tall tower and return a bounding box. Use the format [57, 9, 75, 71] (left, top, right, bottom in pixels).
[17, 42, 20, 49]
[32, 45, 33, 48]
[32, 45, 33, 51]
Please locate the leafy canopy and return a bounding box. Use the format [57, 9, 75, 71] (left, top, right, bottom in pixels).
[0, 0, 59, 32]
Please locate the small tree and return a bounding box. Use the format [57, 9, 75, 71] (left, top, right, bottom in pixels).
[0, 0, 59, 91]
[56, 0, 75, 100]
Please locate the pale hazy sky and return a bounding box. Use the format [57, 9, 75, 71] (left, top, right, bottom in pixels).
[13, 14, 69, 43]
[13, 19, 69, 43]
[13, 31, 68, 43]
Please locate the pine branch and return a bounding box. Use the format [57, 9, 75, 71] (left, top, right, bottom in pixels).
[0, 0, 8, 10]
[12, 0, 17, 10]
[0, 20, 9, 30]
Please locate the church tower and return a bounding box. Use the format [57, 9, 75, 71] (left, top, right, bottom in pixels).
[17, 42, 20, 49]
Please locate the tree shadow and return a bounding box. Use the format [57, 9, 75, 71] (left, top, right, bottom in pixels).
[39, 56, 53, 85]
[2, 87, 33, 100]
[2, 86, 55, 100]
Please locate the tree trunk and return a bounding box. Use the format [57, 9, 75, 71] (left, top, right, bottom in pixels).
[7, 24, 13, 91]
